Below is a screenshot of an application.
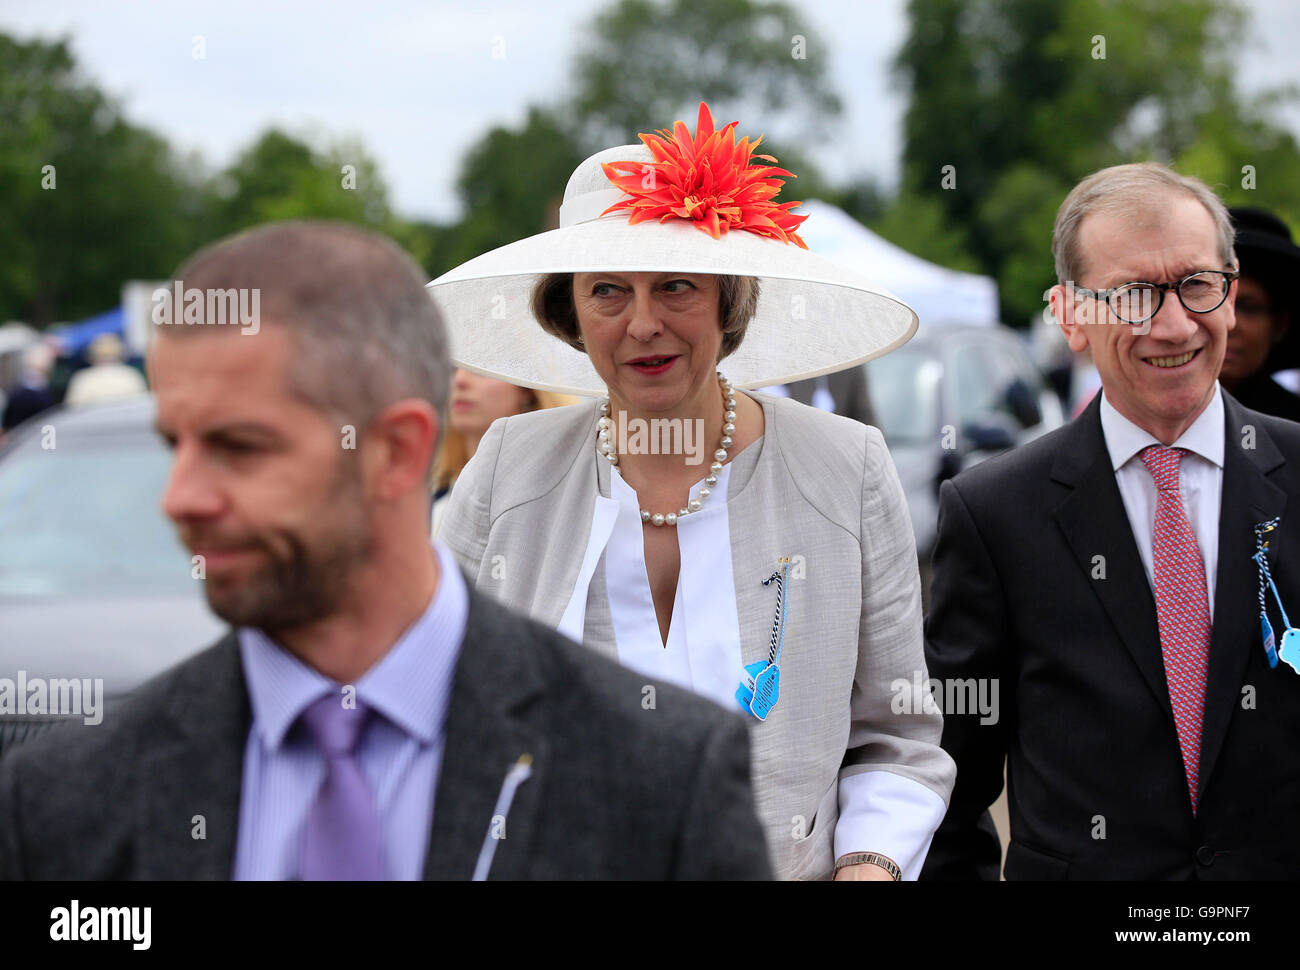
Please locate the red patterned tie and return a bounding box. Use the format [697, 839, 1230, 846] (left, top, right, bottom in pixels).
[1139, 445, 1210, 814]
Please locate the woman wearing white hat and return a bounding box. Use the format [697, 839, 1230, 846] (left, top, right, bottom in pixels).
[431, 104, 955, 880]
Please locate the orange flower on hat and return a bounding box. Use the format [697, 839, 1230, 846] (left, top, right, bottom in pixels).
[599, 102, 809, 249]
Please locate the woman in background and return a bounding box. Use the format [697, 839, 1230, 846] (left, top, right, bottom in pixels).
[431, 369, 573, 535]
[1219, 207, 1300, 421]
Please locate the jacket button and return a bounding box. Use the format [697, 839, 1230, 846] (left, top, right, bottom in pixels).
[1195, 845, 1215, 867]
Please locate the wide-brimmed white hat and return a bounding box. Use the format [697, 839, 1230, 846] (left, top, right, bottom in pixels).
[426, 105, 918, 396]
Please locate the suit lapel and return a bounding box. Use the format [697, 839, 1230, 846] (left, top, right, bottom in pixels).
[1197, 395, 1287, 796]
[425, 584, 549, 880]
[136, 634, 249, 879]
[1051, 399, 1171, 717]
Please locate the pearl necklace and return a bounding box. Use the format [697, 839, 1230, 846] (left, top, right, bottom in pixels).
[597, 372, 736, 527]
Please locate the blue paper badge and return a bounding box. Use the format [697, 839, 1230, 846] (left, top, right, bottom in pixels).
[736, 659, 766, 713]
[1280, 628, 1300, 676]
[734, 660, 781, 721]
[1262, 614, 1278, 669]
[749, 663, 781, 720]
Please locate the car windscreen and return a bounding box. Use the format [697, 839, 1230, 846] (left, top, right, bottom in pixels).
[0, 430, 194, 597]
[866, 349, 942, 445]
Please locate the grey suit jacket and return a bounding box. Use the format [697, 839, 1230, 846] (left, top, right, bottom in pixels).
[440, 391, 955, 879]
[0, 580, 771, 880]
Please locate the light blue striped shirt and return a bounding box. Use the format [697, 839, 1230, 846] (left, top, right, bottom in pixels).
[232, 541, 468, 880]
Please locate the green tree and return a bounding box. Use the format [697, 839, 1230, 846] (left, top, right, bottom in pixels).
[437, 107, 586, 273]
[205, 127, 442, 275]
[869, 190, 982, 274]
[569, 0, 842, 153]
[211, 130, 398, 236]
[892, 0, 1300, 324]
[1174, 90, 1300, 218]
[0, 34, 208, 325]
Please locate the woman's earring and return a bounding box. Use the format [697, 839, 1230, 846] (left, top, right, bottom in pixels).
[577, 335, 585, 344]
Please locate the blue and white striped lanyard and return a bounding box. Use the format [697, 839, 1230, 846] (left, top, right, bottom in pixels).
[1253, 517, 1296, 670]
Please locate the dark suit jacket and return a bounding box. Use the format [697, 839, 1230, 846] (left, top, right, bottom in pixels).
[2, 385, 56, 432]
[785, 368, 876, 427]
[921, 391, 1300, 880]
[0, 580, 771, 880]
[1230, 372, 1300, 424]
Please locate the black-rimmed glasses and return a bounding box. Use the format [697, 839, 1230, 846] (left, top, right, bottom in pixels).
[1073, 269, 1239, 324]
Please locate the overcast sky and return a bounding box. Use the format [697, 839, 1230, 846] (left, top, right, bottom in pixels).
[3, 0, 1298, 223]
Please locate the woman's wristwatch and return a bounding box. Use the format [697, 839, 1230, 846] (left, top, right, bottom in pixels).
[833, 851, 902, 880]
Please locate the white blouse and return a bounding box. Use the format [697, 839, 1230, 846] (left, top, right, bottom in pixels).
[558, 432, 944, 879]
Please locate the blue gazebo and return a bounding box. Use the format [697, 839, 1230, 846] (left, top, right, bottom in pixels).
[50, 306, 126, 358]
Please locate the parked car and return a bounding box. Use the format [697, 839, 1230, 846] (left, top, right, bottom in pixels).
[866, 325, 1065, 568]
[0, 397, 224, 755]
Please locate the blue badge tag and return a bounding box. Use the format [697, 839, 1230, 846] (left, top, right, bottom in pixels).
[749, 663, 781, 720]
[736, 559, 793, 721]
[1279, 628, 1300, 676]
[736, 660, 781, 720]
[736, 659, 766, 713]
[1262, 613, 1278, 668]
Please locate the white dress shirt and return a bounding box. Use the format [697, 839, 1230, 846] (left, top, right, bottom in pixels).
[562, 434, 944, 879]
[1099, 385, 1225, 618]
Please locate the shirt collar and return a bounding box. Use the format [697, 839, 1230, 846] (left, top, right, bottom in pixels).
[1099, 382, 1225, 472]
[238, 539, 468, 750]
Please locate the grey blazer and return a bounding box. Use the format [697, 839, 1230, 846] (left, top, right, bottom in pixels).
[0, 581, 771, 880]
[440, 391, 956, 879]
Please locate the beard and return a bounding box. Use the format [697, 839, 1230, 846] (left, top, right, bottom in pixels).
[181, 459, 374, 634]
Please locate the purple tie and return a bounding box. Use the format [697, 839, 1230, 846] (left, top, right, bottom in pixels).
[298, 694, 386, 880]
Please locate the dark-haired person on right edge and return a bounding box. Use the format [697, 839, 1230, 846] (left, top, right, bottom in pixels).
[923, 163, 1300, 880]
[1218, 207, 1300, 422]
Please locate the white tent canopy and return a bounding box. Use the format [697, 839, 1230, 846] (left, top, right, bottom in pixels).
[797, 199, 999, 328]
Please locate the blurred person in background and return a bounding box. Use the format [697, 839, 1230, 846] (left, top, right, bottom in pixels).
[64, 333, 146, 407]
[1218, 207, 1300, 421]
[1, 342, 58, 432]
[766, 370, 877, 426]
[431, 370, 574, 536]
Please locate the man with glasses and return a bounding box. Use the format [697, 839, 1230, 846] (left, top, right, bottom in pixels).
[922, 162, 1300, 879]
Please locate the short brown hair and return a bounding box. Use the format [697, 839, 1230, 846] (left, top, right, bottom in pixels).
[1053, 162, 1236, 284]
[530, 273, 761, 360]
[160, 221, 451, 430]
